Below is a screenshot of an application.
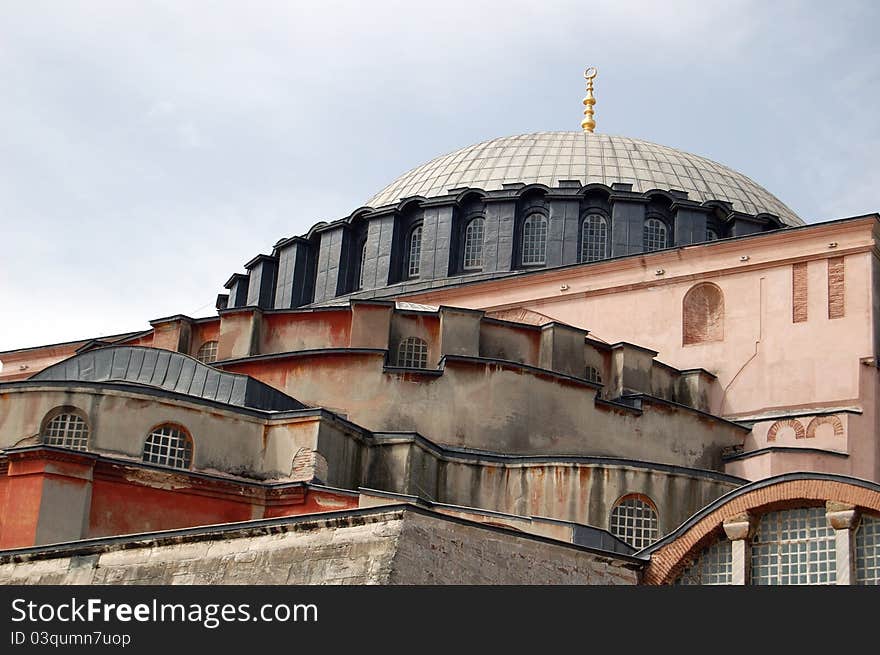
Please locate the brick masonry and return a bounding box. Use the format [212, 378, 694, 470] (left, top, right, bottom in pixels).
[792, 262, 808, 323]
[828, 257, 845, 319]
[643, 478, 880, 584]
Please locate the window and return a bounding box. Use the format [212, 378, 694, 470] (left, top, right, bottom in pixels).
[359, 241, 368, 290]
[643, 218, 668, 252]
[142, 425, 193, 470]
[706, 228, 719, 241]
[521, 214, 548, 265]
[42, 410, 89, 451]
[195, 341, 218, 364]
[856, 514, 880, 585]
[609, 495, 659, 550]
[580, 214, 608, 262]
[463, 218, 484, 270]
[682, 283, 724, 345]
[751, 507, 836, 585]
[407, 225, 422, 278]
[396, 337, 429, 369]
[676, 539, 733, 585]
[585, 366, 602, 384]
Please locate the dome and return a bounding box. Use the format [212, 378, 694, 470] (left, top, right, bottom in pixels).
[367, 132, 802, 226]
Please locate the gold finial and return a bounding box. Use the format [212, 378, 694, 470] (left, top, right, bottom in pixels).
[581, 66, 598, 133]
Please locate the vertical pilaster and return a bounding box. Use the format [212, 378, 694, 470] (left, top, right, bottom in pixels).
[723, 513, 755, 585]
[826, 501, 858, 585]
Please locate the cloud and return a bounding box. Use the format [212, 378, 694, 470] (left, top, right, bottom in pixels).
[0, 0, 877, 350]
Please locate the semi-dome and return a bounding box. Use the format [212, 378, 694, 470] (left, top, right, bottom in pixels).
[367, 132, 802, 226]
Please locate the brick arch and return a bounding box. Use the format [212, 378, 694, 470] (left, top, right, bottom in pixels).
[766, 418, 805, 442]
[682, 282, 724, 345]
[643, 477, 880, 585]
[806, 415, 844, 439]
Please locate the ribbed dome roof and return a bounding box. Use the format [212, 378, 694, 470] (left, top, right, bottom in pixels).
[367, 132, 802, 226]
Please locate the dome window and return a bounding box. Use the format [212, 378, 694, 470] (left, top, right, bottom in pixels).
[142, 424, 194, 470]
[521, 214, 548, 266]
[406, 225, 423, 278]
[41, 408, 90, 451]
[706, 228, 719, 241]
[463, 218, 485, 270]
[580, 214, 608, 263]
[643, 218, 668, 252]
[609, 494, 659, 549]
[396, 337, 429, 369]
[358, 240, 368, 290]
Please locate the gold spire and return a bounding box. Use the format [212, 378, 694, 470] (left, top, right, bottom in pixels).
[581, 66, 597, 133]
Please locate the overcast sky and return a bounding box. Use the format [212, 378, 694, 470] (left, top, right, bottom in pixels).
[1, 0, 878, 352]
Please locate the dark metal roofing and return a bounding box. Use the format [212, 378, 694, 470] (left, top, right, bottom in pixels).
[32, 346, 305, 412]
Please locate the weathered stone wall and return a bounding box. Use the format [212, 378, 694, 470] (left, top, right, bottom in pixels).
[388, 510, 639, 585]
[0, 507, 640, 585]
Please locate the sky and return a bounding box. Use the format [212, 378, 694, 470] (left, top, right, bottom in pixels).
[1, 0, 878, 352]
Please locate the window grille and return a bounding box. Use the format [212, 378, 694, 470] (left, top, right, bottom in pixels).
[396, 337, 429, 369]
[195, 341, 218, 364]
[42, 412, 89, 451]
[580, 214, 608, 262]
[644, 218, 668, 252]
[407, 225, 422, 278]
[142, 425, 194, 470]
[521, 214, 548, 265]
[463, 218, 484, 269]
[856, 514, 880, 585]
[609, 495, 659, 550]
[751, 507, 836, 585]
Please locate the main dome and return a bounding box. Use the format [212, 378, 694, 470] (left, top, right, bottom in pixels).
[367, 132, 802, 226]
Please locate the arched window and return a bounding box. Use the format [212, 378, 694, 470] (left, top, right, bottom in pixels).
[396, 337, 429, 369]
[359, 240, 368, 290]
[706, 228, 719, 241]
[41, 408, 89, 451]
[751, 507, 836, 585]
[609, 494, 659, 549]
[856, 514, 880, 585]
[142, 424, 193, 470]
[585, 366, 602, 384]
[675, 539, 733, 585]
[463, 217, 484, 270]
[580, 214, 608, 263]
[406, 225, 422, 278]
[682, 283, 724, 345]
[195, 341, 218, 364]
[521, 214, 548, 266]
[643, 218, 668, 252]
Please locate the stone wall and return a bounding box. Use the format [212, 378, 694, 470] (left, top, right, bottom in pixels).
[0, 507, 640, 585]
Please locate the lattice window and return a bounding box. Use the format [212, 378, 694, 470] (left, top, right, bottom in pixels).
[585, 366, 602, 384]
[195, 341, 218, 364]
[676, 538, 733, 585]
[407, 225, 422, 278]
[609, 495, 659, 550]
[580, 214, 608, 263]
[359, 240, 368, 290]
[856, 514, 880, 585]
[521, 214, 548, 265]
[396, 337, 429, 369]
[751, 507, 836, 585]
[142, 425, 193, 470]
[463, 218, 484, 270]
[643, 218, 668, 252]
[682, 283, 724, 345]
[42, 411, 89, 451]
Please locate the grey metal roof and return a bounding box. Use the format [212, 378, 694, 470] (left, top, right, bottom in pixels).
[32, 346, 305, 412]
[367, 131, 802, 226]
